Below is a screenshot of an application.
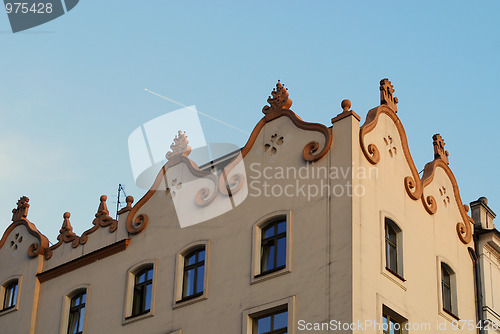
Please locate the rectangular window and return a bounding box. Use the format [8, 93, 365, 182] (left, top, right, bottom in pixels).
[2, 280, 18, 310]
[384, 218, 404, 280]
[440, 262, 458, 318]
[253, 308, 288, 334]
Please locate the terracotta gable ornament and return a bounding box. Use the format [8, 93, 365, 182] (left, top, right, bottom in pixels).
[166, 131, 192, 161]
[12, 196, 30, 222]
[433, 133, 449, 165]
[262, 80, 293, 114]
[380, 78, 398, 112]
[79, 195, 118, 244]
[49, 212, 80, 254]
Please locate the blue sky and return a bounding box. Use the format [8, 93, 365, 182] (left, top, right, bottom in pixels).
[1, 1, 499, 241]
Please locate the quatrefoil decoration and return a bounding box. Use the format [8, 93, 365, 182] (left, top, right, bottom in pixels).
[383, 135, 397, 158]
[264, 134, 284, 155]
[169, 178, 183, 198]
[10, 233, 23, 251]
[439, 186, 450, 207]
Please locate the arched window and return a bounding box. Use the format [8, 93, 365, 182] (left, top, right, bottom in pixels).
[174, 241, 210, 306]
[261, 219, 287, 274]
[182, 247, 205, 300]
[251, 212, 292, 283]
[67, 290, 86, 334]
[132, 265, 153, 317]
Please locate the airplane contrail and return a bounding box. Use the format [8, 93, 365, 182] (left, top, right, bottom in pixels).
[144, 89, 250, 135]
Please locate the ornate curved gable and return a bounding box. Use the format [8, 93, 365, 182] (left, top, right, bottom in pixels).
[0, 196, 51, 258]
[359, 79, 473, 244]
[126, 81, 334, 233]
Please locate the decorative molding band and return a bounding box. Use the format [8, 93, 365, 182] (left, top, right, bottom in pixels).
[359, 104, 422, 200]
[37, 239, 130, 283]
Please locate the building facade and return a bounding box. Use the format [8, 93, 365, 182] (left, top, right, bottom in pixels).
[0, 79, 491, 333]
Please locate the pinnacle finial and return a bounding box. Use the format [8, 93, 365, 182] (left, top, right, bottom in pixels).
[380, 78, 398, 112]
[341, 99, 351, 112]
[12, 196, 30, 222]
[262, 80, 293, 114]
[433, 133, 449, 165]
[166, 131, 191, 160]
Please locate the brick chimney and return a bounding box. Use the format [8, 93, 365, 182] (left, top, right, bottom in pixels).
[470, 197, 496, 230]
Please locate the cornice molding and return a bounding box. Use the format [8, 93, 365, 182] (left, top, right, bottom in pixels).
[37, 239, 130, 283]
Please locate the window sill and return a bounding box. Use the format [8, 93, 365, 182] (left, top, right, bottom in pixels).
[173, 293, 207, 309]
[381, 269, 407, 291]
[0, 305, 18, 316]
[123, 310, 153, 325]
[443, 308, 460, 321]
[251, 266, 290, 285]
[385, 267, 406, 282]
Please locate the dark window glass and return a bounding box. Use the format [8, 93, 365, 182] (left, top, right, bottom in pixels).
[182, 247, 205, 300]
[132, 266, 153, 316]
[385, 220, 399, 274]
[68, 291, 86, 334]
[261, 219, 287, 274]
[442, 264, 453, 313]
[2, 280, 18, 310]
[254, 310, 288, 334]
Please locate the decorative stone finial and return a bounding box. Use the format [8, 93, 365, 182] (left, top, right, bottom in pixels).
[118, 196, 134, 215]
[433, 133, 449, 165]
[380, 78, 398, 112]
[58, 212, 78, 243]
[12, 196, 30, 222]
[341, 99, 351, 112]
[262, 80, 293, 114]
[166, 131, 191, 160]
